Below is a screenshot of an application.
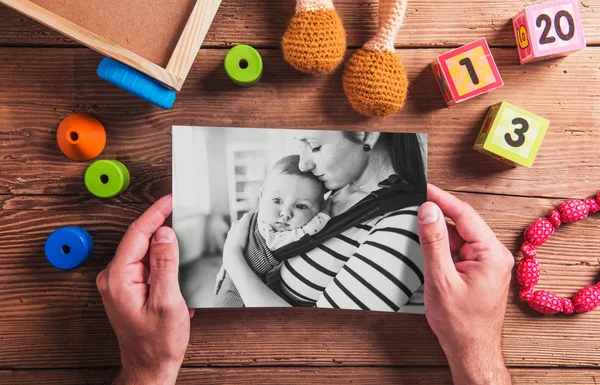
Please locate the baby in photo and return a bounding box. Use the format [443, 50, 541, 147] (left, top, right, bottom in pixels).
[214, 154, 331, 307]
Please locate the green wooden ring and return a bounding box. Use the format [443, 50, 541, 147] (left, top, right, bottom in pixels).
[224, 45, 263, 86]
[85, 160, 130, 198]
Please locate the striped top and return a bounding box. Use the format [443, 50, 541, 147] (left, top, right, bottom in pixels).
[278, 205, 424, 312]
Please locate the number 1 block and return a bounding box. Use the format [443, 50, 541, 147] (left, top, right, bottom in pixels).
[474, 102, 550, 167]
[431, 38, 503, 106]
[513, 0, 586, 64]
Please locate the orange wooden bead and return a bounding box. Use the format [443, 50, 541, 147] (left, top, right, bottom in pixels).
[56, 113, 106, 161]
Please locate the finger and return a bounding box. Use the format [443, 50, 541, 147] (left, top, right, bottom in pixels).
[418, 202, 459, 284]
[113, 195, 173, 268]
[427, 184, 496, 243]
[147, 226, 181, 306]
[189, 308, 195, 319]
[446, 222, 465, 255]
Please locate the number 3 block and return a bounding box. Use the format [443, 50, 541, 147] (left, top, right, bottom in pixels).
[431, 38, 503, 106]
[474, 102, 550, 167]
[513, 0, 586, 64]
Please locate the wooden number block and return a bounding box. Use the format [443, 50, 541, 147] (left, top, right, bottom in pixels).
[513, 0, 586, 64]
[474, 102, 550, 168]
[431, 38, 503, 106]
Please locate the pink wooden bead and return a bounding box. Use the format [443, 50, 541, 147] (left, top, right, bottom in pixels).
[521, 242, 537, 259]
[585, 198, 600, 214]
[524, 218, 555, 246]
[528, 290, 564, 315]
[517, 258, 540, 289]
[572, 285, 600, 313]
[558, 199, 589, 223]
[548, 209, 561, 229]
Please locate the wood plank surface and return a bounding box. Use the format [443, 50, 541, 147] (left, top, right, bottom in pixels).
[1, 2, 600, 383]
[2, 367, 600, 385]
[1, 48, 598, 200]
[2, 195, 600, 368]
[1, 0, 599, 49]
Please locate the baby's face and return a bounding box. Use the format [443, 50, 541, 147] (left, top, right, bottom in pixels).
[258, 173, 323, 232]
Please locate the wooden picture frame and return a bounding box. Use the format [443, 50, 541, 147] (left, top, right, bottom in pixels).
[0, 0, 222, 91]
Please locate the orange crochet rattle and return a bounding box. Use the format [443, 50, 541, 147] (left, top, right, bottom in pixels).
[518, 192, 600, 315]
[281, 0, 346, 74]
[343, 0, 409, 118]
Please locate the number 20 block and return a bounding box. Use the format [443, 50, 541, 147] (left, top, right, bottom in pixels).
[513, 0, 586, 64]
[474, 102, 550, 168]
[431, 38, 503, 106]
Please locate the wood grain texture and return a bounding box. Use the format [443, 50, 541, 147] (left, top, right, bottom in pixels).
[1, 368, 599, 384]
[0, 48, 598, 200]
[0, 0, 599, 49]
[167, 0, 223, 87]
[1, 195, 600, 368]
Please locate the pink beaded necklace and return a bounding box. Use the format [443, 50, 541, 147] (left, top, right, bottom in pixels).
[518, 192, 600, 315]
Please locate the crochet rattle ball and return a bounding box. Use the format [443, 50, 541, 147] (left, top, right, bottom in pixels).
[281, 0, 346, 74]
[343, 0, 409, 118]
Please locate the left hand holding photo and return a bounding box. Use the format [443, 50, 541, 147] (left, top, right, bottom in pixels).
[95, 195, 194, 385]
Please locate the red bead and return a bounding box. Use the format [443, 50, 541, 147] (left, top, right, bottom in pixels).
[558, 199, 589, 223]
[548, 209, 561, 229]
[561, 298, 574, 314]
[528, 290, 563, 315]
[524, 218, 555, 246]
[521, 242, 537, 259]
[520, 288, 533, 301]
[517, 258, 539, 289]
[585, 198, 600, 214]
[572, 285, 600, 313]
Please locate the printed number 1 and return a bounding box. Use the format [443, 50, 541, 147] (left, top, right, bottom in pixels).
[459, 58, 479, 85]
[505, 118, 529, 148]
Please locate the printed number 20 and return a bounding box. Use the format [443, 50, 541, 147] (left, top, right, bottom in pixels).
[505, 118, 529, 148]
[536, 11, 575, 45]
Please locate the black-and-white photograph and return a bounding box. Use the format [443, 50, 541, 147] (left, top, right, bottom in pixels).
[173, 126, 428, 314]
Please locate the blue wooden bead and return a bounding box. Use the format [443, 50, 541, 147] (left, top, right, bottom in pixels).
[44, 227, 94, 270]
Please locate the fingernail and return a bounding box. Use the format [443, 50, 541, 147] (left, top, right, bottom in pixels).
[419, 202, 439, 224]
[154, 227, 175, 243]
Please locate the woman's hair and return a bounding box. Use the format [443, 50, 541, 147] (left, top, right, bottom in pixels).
[342, 132, 427, 192]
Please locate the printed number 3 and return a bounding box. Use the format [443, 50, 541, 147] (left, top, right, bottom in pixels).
[505, 117, 529, 148]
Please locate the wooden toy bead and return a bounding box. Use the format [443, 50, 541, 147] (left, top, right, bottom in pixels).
[548, 209, 561, 228]
[85, 160, 130, 198]
[56, 113, 106, 161]
[521, 242, 537, 259]
[44, 226, 94, 270]
[224, 45, 263, 87]
[557, 199, 589, 223]
[523, 217, 555, 246]
[517, 258, 540, 290]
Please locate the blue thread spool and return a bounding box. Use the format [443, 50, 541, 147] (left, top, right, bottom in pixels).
[44, 227, 94, 270]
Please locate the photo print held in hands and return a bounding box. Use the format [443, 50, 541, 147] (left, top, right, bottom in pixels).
[173, 126, 428, 314]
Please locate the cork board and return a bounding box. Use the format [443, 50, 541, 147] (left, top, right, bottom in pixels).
[30, 0, 197, 67]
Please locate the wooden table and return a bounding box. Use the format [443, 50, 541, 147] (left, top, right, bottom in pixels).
[1, 1, 599, 383]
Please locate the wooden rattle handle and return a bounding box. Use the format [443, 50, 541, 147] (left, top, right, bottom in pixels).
[364, 0, 408, 52]
[296, 0, 334, 12]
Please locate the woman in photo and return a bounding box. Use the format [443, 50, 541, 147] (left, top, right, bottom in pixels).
[221, 131, 427, 312]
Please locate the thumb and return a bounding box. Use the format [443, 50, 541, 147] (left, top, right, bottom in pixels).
[418, 202, 458, 284]
[148, 226, 181, 305]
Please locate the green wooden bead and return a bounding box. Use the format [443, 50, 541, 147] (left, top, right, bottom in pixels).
[85, 160, 130, 198]
[224, 45, 263, 86]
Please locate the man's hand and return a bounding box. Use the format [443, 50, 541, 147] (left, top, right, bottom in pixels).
[418, 184, 514, 385]
[96, 195, 194, 385]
